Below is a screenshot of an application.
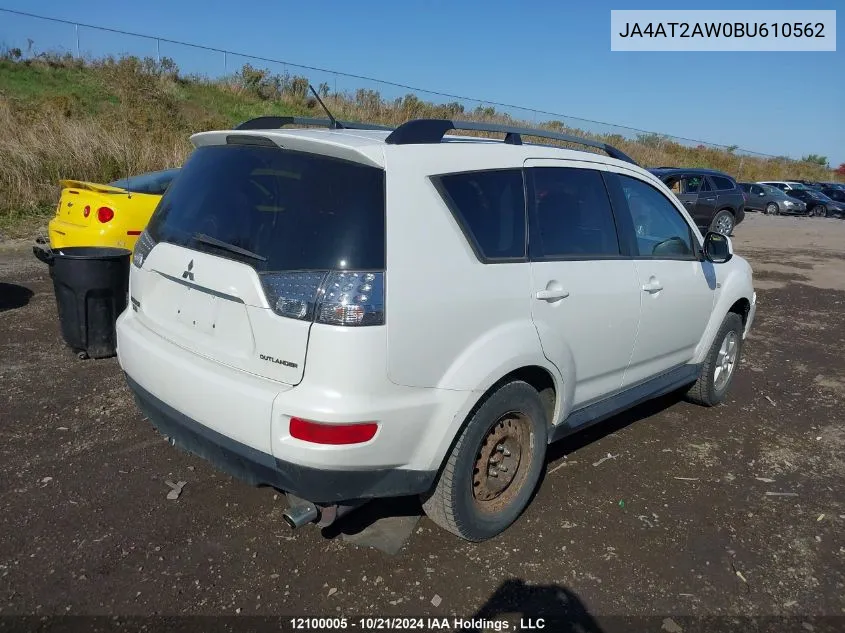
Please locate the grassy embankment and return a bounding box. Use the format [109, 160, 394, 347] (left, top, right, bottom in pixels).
[0, 53, 838, 238]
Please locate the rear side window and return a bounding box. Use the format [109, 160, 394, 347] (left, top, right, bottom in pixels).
[711, 176, 736, 191]
[529, 167, 620, 258]
[146, 144, 385, 272]
[435, 169, 526, 261]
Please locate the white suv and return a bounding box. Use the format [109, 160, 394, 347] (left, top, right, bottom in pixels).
[116, 117, 757, 542]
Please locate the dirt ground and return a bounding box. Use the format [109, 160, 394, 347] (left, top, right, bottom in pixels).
[1, 213, 844, 630]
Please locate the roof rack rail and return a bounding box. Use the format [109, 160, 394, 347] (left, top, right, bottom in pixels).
[384, 119, 639, 165]
[234, 116, 395, 132]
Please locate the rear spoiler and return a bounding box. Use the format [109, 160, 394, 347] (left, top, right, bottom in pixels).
[59, 179, 128, 194]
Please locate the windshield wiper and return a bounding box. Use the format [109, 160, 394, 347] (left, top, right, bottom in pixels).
[192, 233, 268, 262]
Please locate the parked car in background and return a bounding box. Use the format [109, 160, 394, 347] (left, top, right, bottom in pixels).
[820, 182, 845, 191]
[648, 167, 745, 235]
[757, 180, 812, 193]
[819, 188, 845, 217]
[781, 188, 845, 218]
[792, 179, 825, 191]
[739, 182, 807, 215]
[46, 168, 180, 250]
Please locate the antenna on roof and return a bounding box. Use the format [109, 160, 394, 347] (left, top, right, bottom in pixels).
[309, 84, 343, 130]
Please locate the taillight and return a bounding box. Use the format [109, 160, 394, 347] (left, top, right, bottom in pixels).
[289, 417, 378, 445]
[97, 206, 114, 223]
[83, 205, 91, 217]
[132, 230, 156, 268]
[260, 271, 385, 326]
[318, 271, 385, 326]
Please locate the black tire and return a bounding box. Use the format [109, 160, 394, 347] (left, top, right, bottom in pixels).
[421, 381, 548, 542]
[710, 210, 735, 236]
[815, 205, 827, 218]
[765, 202, 778, 216]
[686, 313, 744, 407]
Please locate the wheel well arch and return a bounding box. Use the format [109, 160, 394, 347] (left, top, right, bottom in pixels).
[471, 365, 558, 430]
[729, 297, 751, 326]
[431, 365, 559, 479]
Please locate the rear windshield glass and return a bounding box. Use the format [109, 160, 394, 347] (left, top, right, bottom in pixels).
[146, 144, 386, 271]
[110, 168, 180, 195]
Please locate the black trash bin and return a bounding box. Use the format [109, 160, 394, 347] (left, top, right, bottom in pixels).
[35, 245, 131, 359]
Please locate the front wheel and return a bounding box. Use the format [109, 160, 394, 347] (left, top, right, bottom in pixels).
[710, 210, 735, 236]
[814, 205, 827, 218]
[765, 202, 778, 216]
[686, 313, 744, 407]
[421, 381, 548, 541]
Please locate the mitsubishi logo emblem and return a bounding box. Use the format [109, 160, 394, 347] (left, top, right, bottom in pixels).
[182, 260, 195, 281]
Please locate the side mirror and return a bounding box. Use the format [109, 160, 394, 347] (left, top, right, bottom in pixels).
[703, 231, 733, 264]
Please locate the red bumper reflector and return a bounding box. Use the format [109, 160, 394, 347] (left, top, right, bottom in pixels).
[289, 417, 378, 445]
[127, 230, 142, 235]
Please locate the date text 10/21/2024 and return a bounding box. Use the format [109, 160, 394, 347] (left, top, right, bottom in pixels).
[289, 617, 547, 631]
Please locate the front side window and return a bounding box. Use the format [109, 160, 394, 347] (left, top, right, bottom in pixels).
[435, 169, 526, 261]
[528, 167, 620, 258]
[618, 174, 695, 259]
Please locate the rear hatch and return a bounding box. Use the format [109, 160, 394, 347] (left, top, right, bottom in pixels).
[53, 180, 128, 228]
[132, 137, 386, 386]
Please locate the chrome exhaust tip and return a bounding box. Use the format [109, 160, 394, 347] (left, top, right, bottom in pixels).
[282, 501, 320, 529]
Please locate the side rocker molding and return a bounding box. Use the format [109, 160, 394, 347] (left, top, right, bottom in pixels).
[549, 363, 700, 443]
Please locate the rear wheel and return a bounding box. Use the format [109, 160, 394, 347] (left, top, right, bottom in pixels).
[710, 210, 735, 236]
[421, 381, 548, 542]
[765, 202, 778, 216]
[686, 313, 744, 407]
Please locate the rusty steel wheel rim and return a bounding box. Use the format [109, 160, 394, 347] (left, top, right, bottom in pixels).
[472, 412, 533, 513]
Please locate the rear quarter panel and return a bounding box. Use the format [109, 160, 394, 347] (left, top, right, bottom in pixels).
[382, 147, 554, 395]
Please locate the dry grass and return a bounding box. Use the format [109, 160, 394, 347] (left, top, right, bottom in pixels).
[0, 53, 839, 237]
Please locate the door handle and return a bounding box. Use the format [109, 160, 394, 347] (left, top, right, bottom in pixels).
[702, 197, 716, 201]
[642, 280, 663, 293]
[536, 289, 570, 301]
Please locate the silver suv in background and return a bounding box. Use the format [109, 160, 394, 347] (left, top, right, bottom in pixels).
[739, 182, 807, 215]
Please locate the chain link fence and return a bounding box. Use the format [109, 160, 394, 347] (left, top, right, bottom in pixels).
[0, 8, 816, 176]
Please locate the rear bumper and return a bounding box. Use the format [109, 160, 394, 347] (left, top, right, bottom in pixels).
[126, 374, 437, 503]
[48, 217, 138, 250]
